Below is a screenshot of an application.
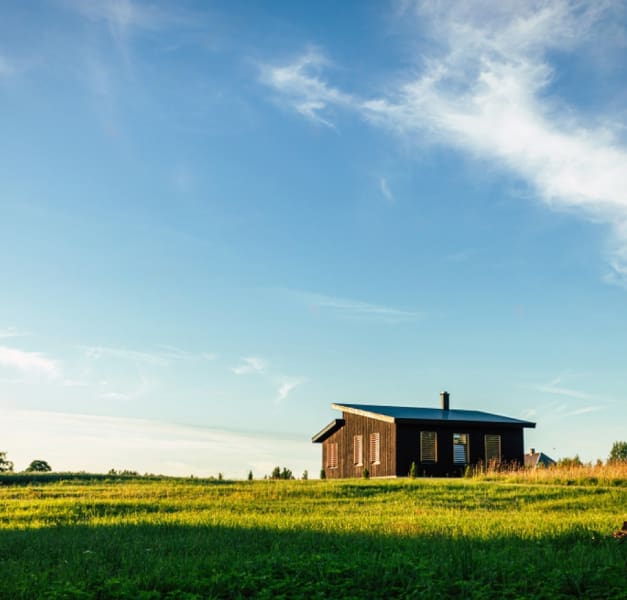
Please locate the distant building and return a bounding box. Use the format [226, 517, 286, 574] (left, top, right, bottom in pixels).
[313, 392, 536, 478]
[524, 448, 556, 468]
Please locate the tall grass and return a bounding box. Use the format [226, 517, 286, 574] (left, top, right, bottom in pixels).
[470, 460, 627, 486]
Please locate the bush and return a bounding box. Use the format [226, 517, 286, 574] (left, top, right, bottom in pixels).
[320, 468, 326, 480]
[409, 462, 417, 479]
[362, 468, 370, 479]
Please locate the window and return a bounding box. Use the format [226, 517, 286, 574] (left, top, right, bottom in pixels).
[327, 443, 338, 469]
[420, 431, 437, 463]
[353, 435, 363, 466]
[485, 434, 501, 465]
[453, 433, 469, 464]
[369, 432, 380, 465]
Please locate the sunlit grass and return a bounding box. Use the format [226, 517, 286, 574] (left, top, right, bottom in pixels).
[0, 477, 625, 598]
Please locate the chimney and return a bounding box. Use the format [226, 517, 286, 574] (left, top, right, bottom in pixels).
[440, 390, 450, 411]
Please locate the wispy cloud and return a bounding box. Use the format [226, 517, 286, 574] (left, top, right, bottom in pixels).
[274, 376, 306, 403]
[0, 408, 318, 477]
[0, 55, 14, 77]
[260, 47, 354, 127]
[379, 177, 394, 203]
[231, 356, 267, 375]
[230, 356, 305, 403]
[261, 2, 627, 284]
[84, 345, 216, 366]
[0, 346, 59, 379]
[293, 290, 421, 322]
[0, 327, 27, 339]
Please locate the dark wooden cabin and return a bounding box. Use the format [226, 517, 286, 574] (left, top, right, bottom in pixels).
[312, 392, 535, 478]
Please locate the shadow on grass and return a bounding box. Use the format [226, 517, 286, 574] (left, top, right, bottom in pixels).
[1, 522, 625, 599]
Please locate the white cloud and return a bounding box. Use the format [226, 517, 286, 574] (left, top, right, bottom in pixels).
[0, 408, 319, 478]
[0, 346, 59, 379]
[0, 55, 14, 77]
[260, 48, 354, 127]
[84, 345, 216, 366]
[379, 177, 394, 203]
[231, 356, 267, 375]
[296, 290, 421, 322]
[275, 377, 306, 403]
[0, 327, 27, 339]
[261, 1, 627, 283]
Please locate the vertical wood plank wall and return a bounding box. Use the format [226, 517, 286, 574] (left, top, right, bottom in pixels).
[323, 413, 396, 478]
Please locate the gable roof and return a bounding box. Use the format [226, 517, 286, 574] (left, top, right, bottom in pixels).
[332, 403, 536, 428]
[524, 451, 556, 468]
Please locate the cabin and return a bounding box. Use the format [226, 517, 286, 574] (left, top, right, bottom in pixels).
[524, 448, 556, 468]
[312, 392, 536, 478]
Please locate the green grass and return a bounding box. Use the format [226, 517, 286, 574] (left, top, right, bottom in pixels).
[0, 477, 625, 599]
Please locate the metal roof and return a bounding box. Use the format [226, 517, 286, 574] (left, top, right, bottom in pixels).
[332, 403, 536, 427]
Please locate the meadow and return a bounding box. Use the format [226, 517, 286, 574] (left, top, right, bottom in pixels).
[0, 472, 625, 599]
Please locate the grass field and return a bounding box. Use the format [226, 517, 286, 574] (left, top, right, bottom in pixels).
[0, 473, 626, 599]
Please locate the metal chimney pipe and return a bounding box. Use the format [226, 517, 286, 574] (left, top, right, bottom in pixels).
[440, 390, 450, 411]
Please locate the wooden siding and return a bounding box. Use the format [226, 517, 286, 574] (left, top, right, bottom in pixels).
[396, 423, 525, 477]
[322, 412, 396, 478]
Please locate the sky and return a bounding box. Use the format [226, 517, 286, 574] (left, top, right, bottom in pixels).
[2, 0, 627, 477]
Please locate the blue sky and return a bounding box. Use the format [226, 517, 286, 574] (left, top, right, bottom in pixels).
[2, 0, 627, 476]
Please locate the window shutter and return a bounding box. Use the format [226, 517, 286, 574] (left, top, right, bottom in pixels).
[353, 435, 363, 466]
[420, 431, 437, 463]
[369, 432, 380, 464]
[485, 435, 501, 465]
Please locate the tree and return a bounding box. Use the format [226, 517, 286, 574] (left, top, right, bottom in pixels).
[271, 466, 281, 479]
[247, 469, 253, 481]
[557, 455, 583, 468]
[608, 441, 627, 463]
[320, 468, 326, 480]
[26, 460, 51, 472]
[301, 470, 308, 480]
[0, 451, 13, 473]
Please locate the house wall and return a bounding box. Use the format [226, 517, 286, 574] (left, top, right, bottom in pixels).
[322, 413, 396, 478]
[396, 423, 525, 477]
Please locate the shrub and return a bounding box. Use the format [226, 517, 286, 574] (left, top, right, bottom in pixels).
[362, 468, 370, 479]
[320, 468, 326, 480]
[409, 461, 417, 479]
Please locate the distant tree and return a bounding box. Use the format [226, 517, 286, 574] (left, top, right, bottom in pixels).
[25, 460, 51, 473]
[409, 461, 417, 479]
[301, 470, 308, 480]
[608, 441, 627, 463]
[247, 469, 253, 481]
[0, 451, 14, 473]
[271, 466, 281, 480]
[557, 455, 583, 468]
[280, 467, 293, 480]
[320, 468, 326, 480]
[218, 472, 223, 481]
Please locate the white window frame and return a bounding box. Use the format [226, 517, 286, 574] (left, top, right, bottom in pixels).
[453, 433, 469, 464]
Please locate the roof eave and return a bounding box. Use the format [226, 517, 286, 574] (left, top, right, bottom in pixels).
[312, 418, 345, 443]
[331, 403, 395, 424]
